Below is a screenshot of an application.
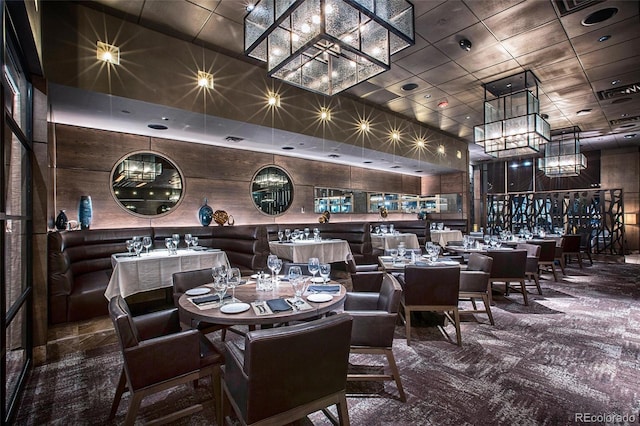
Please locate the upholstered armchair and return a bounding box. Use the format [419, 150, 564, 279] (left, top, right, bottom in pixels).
[459, 253, 494, 325]
[561, 234, 583, 268]
[486, 249, 529, 306]
[346, 253, 383, 292]
[516, 243, 542, 295]
[531, 240, 560, 282]
[108, 296, 223, 426]
[221, 314, 353, 425]
[343, 273, 406, 401]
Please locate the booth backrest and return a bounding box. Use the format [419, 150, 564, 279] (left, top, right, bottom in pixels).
[371, 220, 429, 246]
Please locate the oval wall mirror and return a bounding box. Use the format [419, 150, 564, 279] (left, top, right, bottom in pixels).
[251, 166, 294, 215]
[111, 152, 184, 216]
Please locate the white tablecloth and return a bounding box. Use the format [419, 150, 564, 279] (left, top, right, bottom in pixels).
[430, 230, 463, 246]
[371, 233, 420, 250]
[105, 249, 230, 299]
[269, 240, 352, 264]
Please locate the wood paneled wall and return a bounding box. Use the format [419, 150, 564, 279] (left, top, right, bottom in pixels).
[52, 124, 446, 229]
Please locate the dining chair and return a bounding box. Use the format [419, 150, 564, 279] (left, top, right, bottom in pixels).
[281, 262, 311, 275]
[459, 253, 494, 325]
[516, 243, 542, 295]
[397, 265, 462, 346]
[108, 296, 223, 426]
[346, 253, 383, 292]
[561, 234, 583, 268]
[485, 249, 529, 306]
[221, 313, 353, 425]
[343, 273, 406, 401]
[578, 230, 594, 265]
[530, 240, 560, 282]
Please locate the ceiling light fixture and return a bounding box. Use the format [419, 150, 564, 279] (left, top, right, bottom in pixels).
[576, 109, 592, 116]
[244, 0, 415, 96]
[437, 99, 448, 108]
[197, 71, 214, 89]
[437, 145, 445, 154]
[538, 126, 587, 178]
[319, 107, 331, 121]
[96, 41, 119, 65]
[267, 92, 281, 107]
[391, 130, 400, 141]
[359, 120, 370, 132]
[598, 35, 611, 42]
[459, 38, 472, 51]
[474, 70, 550, 158]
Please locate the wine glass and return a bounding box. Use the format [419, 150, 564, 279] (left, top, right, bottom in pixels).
[184, 233, 193, 250]
[191, 236, 199, 249]
[165, 237, 173, 254]
[125, 239, 133, 254]
[227, 267, 241, 302]
[313, 228, 320, 241]
[319, 263, 331, 285]
[389, 248, 398, 263]
[288, 265, 302, 285]
[172, 233, 180, 249]
[273, 258, 283, 282]
[212, 276, 227, 307]
[291, 276, 309, 302]
[308, 257, 320, 281]
[142, 236, 152, 254]
[133, 240, 143, 257]
[483, 235, 491, 247]
[277, 230, 284, 242]
[284, 228, 291, 242]
[304, 227, 310, 240]
[397, 243, 406, 259]
[267, 254, 280, 284]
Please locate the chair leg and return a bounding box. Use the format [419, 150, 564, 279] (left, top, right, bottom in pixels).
[384, 348, 406, 402]
[109, 368, 127, 420]
[558, 257, 566, 275]
[211, 368, 222, 426]
[577, 253, 583, 268]
[124, 391, 145, 426]
[452, 308, 461, 346]
[336, 394, 351, 426]
[520, 279, 529, 306]
[533, 273, 542, 295]
[404, 307, 412, 345]
[470, 298, 477, 310]
[481, 294, 494, 325]
[550, 263, 558, 282]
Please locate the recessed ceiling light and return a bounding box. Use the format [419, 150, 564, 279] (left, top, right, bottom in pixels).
[96, 41, 119, 65]
[147, 124, 168, 130]
[281, 146, 295, 150]
[197, 71, 214, 89]
[598, 35, 611, 42]
[541, 113, 549, 119]
[611, 79, 621, 85]
[401, 83, 419, 91]
[576, 109, 592, 116]
[582, 7, 618, 26]
[390, 165, 401, 169]
[624, 134, 636, 139]
[246, 4, 255, 12]
[121, 110, 130, 114]
[363, 160, 373, 164]
[459, 39, 472, 51]
[161, 117, 169, 121]
[612, 98, 632, 105]
[328, 154, 340, 158]
[424, 94, 431, 99]
[414, 170, 422, 173]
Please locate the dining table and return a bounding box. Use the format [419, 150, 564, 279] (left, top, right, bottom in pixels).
[104, 248, 230, 300]
[377, 255, 462, 272]
[371, 233, 420, 250]
[430, 229, 464, 246]
[268, 239, 352, 264]
[178, 278, 347, 326]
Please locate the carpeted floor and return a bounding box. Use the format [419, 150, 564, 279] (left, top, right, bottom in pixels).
[14, 259, 640, 425]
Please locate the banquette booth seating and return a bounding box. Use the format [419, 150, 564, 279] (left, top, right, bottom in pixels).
[371, 219, 430, 247]
[48, 225, 270, 324]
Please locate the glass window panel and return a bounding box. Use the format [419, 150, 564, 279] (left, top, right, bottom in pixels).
[5, 218, 28, 314]
[4, 42, 29, 133]
[5, 304, 28, 415]
[4, 127, 28, 216]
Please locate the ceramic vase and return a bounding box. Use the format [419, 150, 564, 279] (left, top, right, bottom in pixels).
[198, 198, 213, 226]
[78, 195, 93, 230]
[55, 210, 68, 231]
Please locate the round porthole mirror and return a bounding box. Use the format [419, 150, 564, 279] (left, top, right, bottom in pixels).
[111, 152, 184, 216]
[251, 166, 294, 216]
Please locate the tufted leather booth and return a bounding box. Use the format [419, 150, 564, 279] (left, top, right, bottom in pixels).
[48, 225, 270, 324]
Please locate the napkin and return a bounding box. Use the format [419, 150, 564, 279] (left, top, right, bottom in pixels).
[307, 285, 340, 294]
[191, 294, 231, 305]
[114, 253, 136, 258]
[266, 298, 292, 312]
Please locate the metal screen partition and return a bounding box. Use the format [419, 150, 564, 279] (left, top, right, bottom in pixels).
[486, 189, 625, 255]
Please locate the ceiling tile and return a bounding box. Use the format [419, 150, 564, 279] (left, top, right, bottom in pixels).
[437, 73, 480, 96]
[418, 61, 469, 86]
[197, 13, 244, 53]
[456, 44, 512, 74]
[570, 17, 640, 56]
[94, 0, 145, 18]
[346, 81, 381, 97]
[581, 38, 640, 70]
[501, 21, 568, 57]
[368, 66, 415, 88]
[415, 0, 479, 44]
[532, 57, 584, 83]
[363, 89, 401, 104]
[585, 58, 640, 83]
[463, 0, 524, 19]
[210, 0, 246, 23]
[394, 45, 450, 75]
[515, 41, 575, 69]
[385, 78, 433, 99]
[413, 0, 447, 18]
[140, 1, 212, 39]
[483, 1, 557, 40]
[559, 0, 639, 39]
[433, 22, 499, 61]
[474, 60, 523, 82]
[187, 0, 219, 12]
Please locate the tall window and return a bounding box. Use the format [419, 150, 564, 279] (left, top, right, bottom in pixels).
[2, 5, 33, 423]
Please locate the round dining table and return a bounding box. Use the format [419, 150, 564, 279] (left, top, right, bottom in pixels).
[178, 279, 347, 326]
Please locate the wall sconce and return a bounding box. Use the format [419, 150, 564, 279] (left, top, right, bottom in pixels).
[96, 41, 120, 65]
[319, 107, 331, 121]
[358, 120, 370, 132]
[197, 71, 214, 89]
[267, 92, 281, 107]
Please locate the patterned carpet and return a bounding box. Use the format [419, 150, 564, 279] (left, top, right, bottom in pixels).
[15, 259, 640, 425]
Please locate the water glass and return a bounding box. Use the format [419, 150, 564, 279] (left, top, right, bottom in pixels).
[397, 244, 406, 259]
[319, 263, 331, 284]
[184, 233, 193, 250]
[267, 254, 280, 284]
[191, 236, 199, 249]
[389, 248, 398, 262]
[142, 236, 152, 254]
[313, 228, 320, 241]
[165, 237, 177, 255]
[133, 240, 143, 257]
[227, 267, 241, 302]
[172, 233, 180, 249]
[257, 272, 273, 291]
[389, 224, 395, 234]
[291, 277, 309, 302]
[212, 278, 227, 307]
[284, 228, 291, 242]
[308, 257, 320, 280]
[125, 239, 134, 254]
[304, 227, 310, 240]
[277, 230, 284, 242]
[288, 265, 303, 284]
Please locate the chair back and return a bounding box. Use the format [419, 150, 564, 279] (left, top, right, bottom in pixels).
[402, 266, 460, 306]
[516, 243, 541, 259]
[562, 234, 581, 252]
[241, 314, 352, 424]
[109, 296, 141, 349]
[530, 240, 556, 262]
[282, 262, 311, 275]
[345, 253, 358, 274]
[378, 273, 402, 313]
[172, 268, 212, 305]
[486, 249, 527, 279]
[466, 253, 493, 273]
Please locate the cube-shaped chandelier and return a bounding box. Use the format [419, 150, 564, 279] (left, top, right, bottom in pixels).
[474, 70, 550, 158]
[244, 0, 415, 96]
[538, 126, 587, 177]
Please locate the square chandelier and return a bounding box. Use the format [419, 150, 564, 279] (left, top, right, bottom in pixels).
[244, 0, 415, 96]
[114, 154, 163, 185]
[474, 70, 550, 158]
[538, 126, 587, 177]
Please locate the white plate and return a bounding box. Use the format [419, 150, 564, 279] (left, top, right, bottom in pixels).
[380, 256, 393, 261]
[441, 261, 460, 266]
[250, 274, 259, 279]
[392, 262, 406, 268]
[307, 293, 333, 303]
[310, 277, 325, 283]
[185, 287, 210, 296]
[220, 302, 251, 314]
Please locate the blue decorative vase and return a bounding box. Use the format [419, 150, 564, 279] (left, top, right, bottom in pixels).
[198, 198, 213, 226]
[55, 210, 68, 231]
[78, 195, 93, 230]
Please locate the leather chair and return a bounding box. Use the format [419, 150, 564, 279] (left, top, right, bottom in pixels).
[343, 273, 406, 402]
[486, 249, 529, 306]
[346, 253, 383, 292]
[459, 253, 494, 325]
[516, 243, 542, 295]
[221, 314, 353, 425]
[561, 234, 583, 268]
[578, 230, 594, 265]
[530, 240, 560, 282]
[172, 268, 227, 335]
[397, 265, 462, 346]
[281, 262, 311, 276]
[108, 296, 223, 426]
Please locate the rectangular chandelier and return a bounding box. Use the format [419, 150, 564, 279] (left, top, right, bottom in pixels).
[114, 154, 163, 185]
[474, 70, 550, 158]
[244, 0, 415, 96]
[538, 126, 587, 177]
